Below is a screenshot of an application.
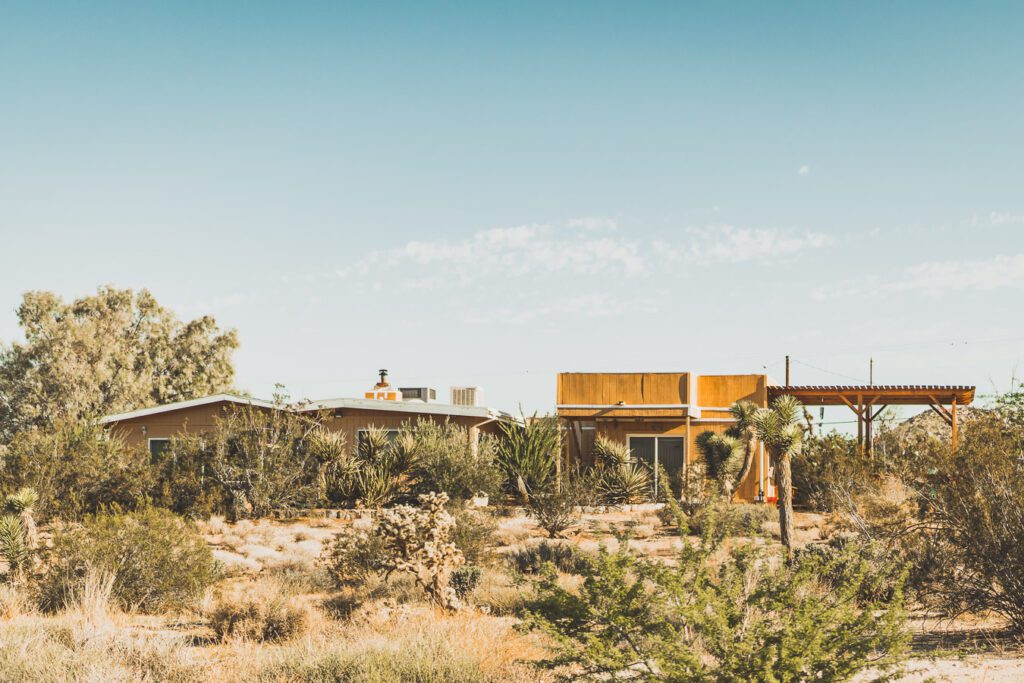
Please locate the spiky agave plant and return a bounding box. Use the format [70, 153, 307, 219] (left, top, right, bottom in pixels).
[495, 413, 562, 505]
[0, 515, 28, 582]
[4, 488, 38, 554]
[592, 436, 652, 504]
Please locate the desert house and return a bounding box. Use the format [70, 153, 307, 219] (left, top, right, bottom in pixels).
[557, 371, 974, 503]
[101, 370, 513, 459]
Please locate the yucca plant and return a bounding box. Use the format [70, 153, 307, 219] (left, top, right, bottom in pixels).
[696, 432, 746, 500]
[3, 488, 38, 554]
[0, 515, 29, 582]
[351, 427, 410, 508]
[753, 394, 807, 559]
[495, 414, 562, 504]
[729, 400, 760, 493]
[592, 436, 652, 504]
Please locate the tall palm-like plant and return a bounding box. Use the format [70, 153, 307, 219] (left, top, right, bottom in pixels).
[728, 400, 759, 496]
[695, 432, 745, 500]
[496, 414, 562, 504]
[753, 395, 807, 559]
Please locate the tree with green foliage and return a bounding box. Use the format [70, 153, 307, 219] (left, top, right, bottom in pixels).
[0, 419, 152, 519]
[495, 413, 561, 504]
[0, 286, 238, 441]
[753, 394, 807, 559]
[695, 431, 745, 500]
[728, 399, 759, 494]
[525, 499, 909, 681]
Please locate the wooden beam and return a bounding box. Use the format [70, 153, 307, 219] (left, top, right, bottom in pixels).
[839, 395, 863, 416]
[871, 404, 888, 421]
[927, 399, 954, 426]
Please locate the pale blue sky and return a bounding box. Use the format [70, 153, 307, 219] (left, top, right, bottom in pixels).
[1, 2, 1022, 421]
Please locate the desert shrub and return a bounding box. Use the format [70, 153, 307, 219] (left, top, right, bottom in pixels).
[203, 403, 343, 517]
[321, 527, 389, 588]
[151, 432, 228, 518]
[208, 580, 310, 642]
[0, 420, 152, 520]
[450, 565, 482, 599]
[495, 413, 561, 504]
[524, 507, 909, 681]
[449, 506, 497, 565]
[592, 436, 652, 504]
[796, 533, 907, 605]
[39, 507, 220, 613]
[529, 489, 581, 539]
[686, 501, 778, 537]
[793, 432, 876, 511]
[907, 414, 1024, 630]
[407, 419, 503, 502]
[509, 540, 591, 575]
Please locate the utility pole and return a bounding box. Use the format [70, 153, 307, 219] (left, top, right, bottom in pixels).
[869, 358, 874, 386]
[785, 355, 790, 385]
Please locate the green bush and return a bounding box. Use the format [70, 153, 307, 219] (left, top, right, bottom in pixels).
[796, 534, 907, 605]
[39, 507, 220, 613]
[509, 540, 591, 575]
[524, 505, 909, 681]
[407, 420, 503, 502]
[320, 527, 389, 588]
[0, 420, 152, 520]
[449, 565, 482, 599]
[528, 488, 581, 539]
[686, 502, 778, 537]
[449, 507, 497, 566]
[793, 432, 875, 511]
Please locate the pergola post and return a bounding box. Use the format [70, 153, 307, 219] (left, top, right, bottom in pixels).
[951, 398, 958, 454]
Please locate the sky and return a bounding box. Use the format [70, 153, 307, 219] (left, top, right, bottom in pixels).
[1, 1, 1022, 424]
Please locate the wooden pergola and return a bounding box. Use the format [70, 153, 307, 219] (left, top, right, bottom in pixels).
[766, 385, 976, 456]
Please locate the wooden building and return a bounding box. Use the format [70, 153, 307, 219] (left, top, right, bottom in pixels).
[557, 372, 975, 503]
[557, 372, 772, 502]
[103, 383, 512, 460]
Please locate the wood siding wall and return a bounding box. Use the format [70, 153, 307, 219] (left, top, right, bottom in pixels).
[558, 372, 773, 502]
[108, 402, 503, 453]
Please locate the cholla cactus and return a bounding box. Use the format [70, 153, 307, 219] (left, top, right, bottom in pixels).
[376, 491, 465, 610]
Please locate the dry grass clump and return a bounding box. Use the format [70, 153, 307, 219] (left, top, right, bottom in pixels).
[201, 516, 338, 577]
[246, 604, 551, 682]
[207, 579, 312, 642]
[0, 583, 33, 619]
[0, 569, 202, 683]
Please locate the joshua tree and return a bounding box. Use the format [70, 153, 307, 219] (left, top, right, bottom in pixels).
[728, 400, 759, 495]
[753, 395, 807, 560]
[695, 431, 746, 500]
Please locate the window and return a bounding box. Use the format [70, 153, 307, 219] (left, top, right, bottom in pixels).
[148, 438, 170, 462]
[627, 436, 686, 489]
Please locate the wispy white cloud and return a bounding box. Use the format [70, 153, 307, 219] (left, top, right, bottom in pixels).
[961, 211, 1024, 227]
[655, 225, 833, 265]
[798, 165, 810, 175]
[464, 293, 659, 325]
[813, 253, 1024, 300]
[331, 219, 644, 283]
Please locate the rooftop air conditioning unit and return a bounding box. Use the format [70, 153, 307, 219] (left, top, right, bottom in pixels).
[450, 386, 482, 407]
[399, 387, 436, 403]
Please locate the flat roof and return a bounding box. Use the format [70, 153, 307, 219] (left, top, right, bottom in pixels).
[101, 393, 514, 424]
[303, 397, 513, 421]
[767, 385, 975, 406]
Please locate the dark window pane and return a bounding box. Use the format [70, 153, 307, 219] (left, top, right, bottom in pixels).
[630, 437, 656, 469]
[657, 437, 685, 477]
[149, 438, 170, 463]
